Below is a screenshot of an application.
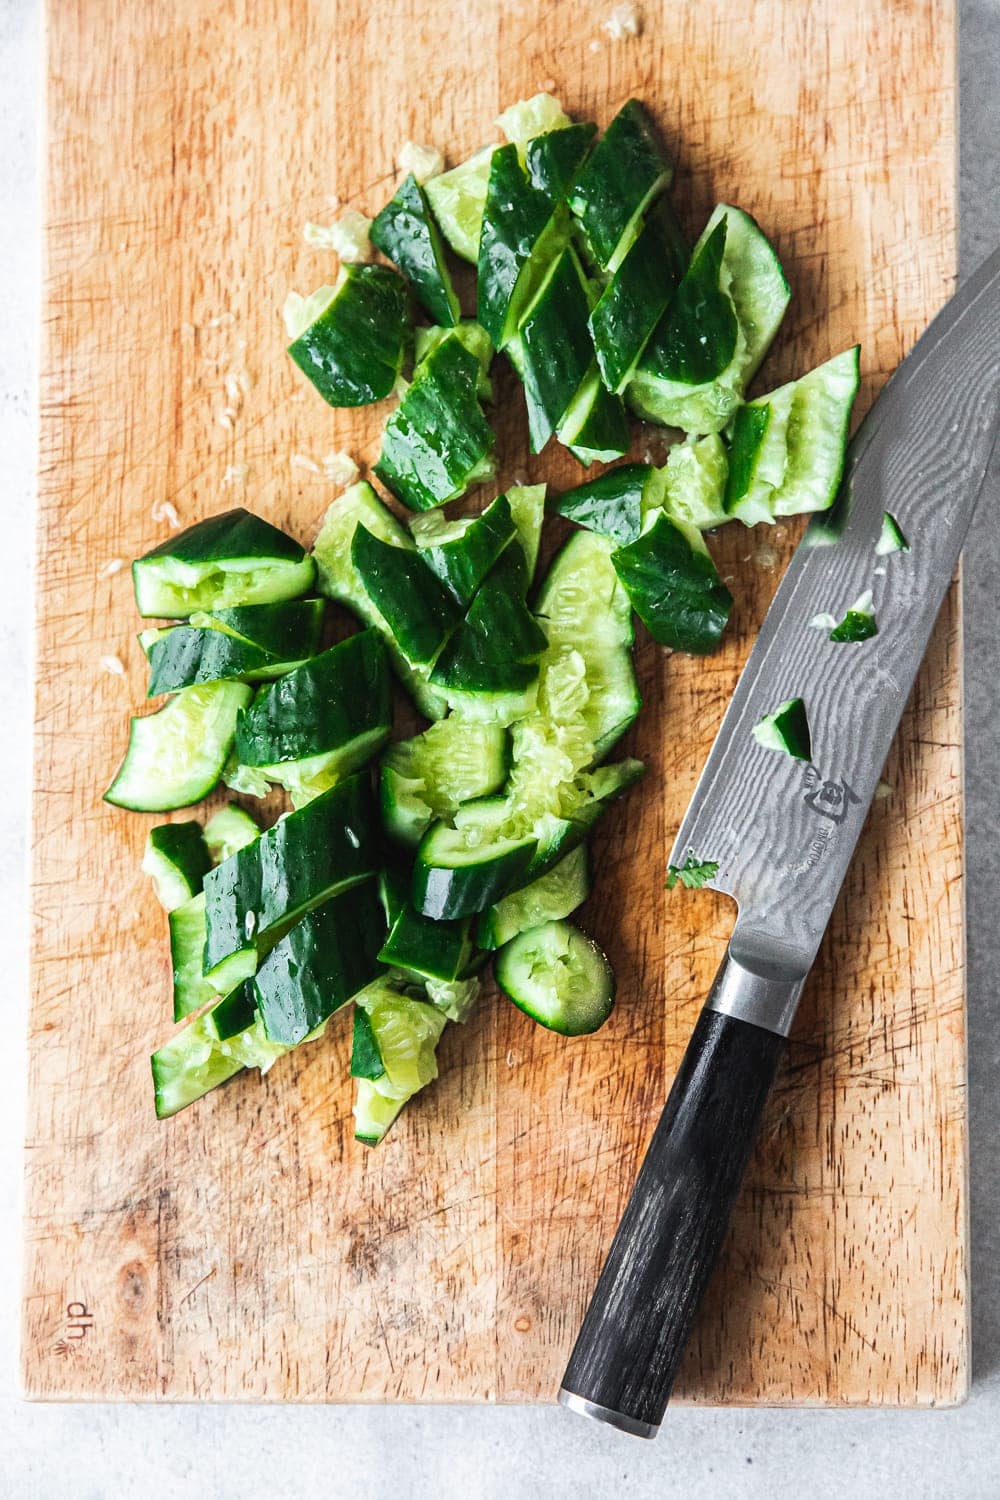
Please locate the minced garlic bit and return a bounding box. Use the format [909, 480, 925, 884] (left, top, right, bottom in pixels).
[290, 453, 322, 474]
[809, 612, 838, 631]
[321, 451, 359, 487]
[151, 500, 181, 529]
[304, 209, 372, 262]
[223, 463, 249, 485]
[97, 558, 124, 580]
[397, 141, 444, 183]
[753, 542, 780, 570]
[602, 2, 640, 39]
[99, 654, 126, 677]
[875, 780, 893, 800]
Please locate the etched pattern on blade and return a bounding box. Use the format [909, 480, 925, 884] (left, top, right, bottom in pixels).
[670, 249, 1000, 976]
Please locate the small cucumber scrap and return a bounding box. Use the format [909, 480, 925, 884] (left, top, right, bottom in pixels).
[370, 173, 460, 327]
[430, 546, 548, 698]
[414, 320, 494, 398]
[496, 93, 572, 153]
[204, 803, 260, 864]
[142, 822, 211, 912]
[752, 697, 812, 760]
[589, 197, 688, 393]
[380, 718, 509, 848]
[828, 590, 877, 643]
[105, 680, 252, 812]
[233, 629, 391, 802]
[662, 434, 729, 531]
[379, 903, 473, 983]
[612, 513, 733, 654]
[352, 980, 448, 1145]
[410, 492, 516, 605]
[286, 264, 410, 407]
[556, 369, 630, 467]
[506, 483, 547, 577]
[142, 599, 323, 696]
[477, 142, 568, 349]
[374, 334, 496, 512]
[311, 481, 447, 720]
[629, 205, 790, 434]
[351, 524, 460, 666]
[424, 145, 496, 263]
[413, 797, 538, 920]
[170, 890, 257, 1021]
[202, 772, 379, 976]
[876, 511, 909, 556]
[724, 347, 861, 524]
[151, 1017, 245, 1119]
[252, 879, 386, 1046]
[495, 919, 615, 1035]
[521, 759, 645, 882]
[477, 843, 591, 950]
[525, 123, 596, 201]
[552, 462, 665, 546]
[568, 99, 673, 273]
[132, 508, 315, 619]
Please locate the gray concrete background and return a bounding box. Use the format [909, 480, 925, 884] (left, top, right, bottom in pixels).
[2, 3, 998, 1495]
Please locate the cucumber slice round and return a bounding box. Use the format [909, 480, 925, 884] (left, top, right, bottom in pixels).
[477, 843, 591, 949]
[132, 509, 315, 619]
[424, 145, 496, 263]
[495, 919, 615, 1035]
[105, 680, 252, 812]
[142, 822, 211, 912]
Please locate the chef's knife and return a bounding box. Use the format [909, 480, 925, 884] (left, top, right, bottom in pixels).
[559, 247, 1000, 1439]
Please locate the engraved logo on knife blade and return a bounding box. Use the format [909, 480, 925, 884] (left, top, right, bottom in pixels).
[802, 766, 861, 824]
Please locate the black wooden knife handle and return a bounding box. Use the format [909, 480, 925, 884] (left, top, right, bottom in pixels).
[559, 949, 801, 1438]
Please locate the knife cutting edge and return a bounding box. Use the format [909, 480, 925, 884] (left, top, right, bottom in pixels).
[558, 247, 1000, 1439]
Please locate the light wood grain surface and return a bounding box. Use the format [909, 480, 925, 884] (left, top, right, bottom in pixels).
[24, 0, 963, 1404]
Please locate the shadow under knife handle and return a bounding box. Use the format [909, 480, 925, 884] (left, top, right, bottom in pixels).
[559, 949, 803, 1438]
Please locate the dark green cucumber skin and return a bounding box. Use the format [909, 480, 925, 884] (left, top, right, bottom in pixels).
[829, 611, 878, 643]
[205, 982, 258, 1041]
[147, 822, 212, 891]
[612, 513, 733, 655]
[202, 773, 378, 972]
[637, 217, 737, 386]
[378, 903, 472, 982]
[351, 526, 460, 666]
[430, 544, 546, 694]
[723, 402, 772, 513]
[350, 1006, 386, 1080]
[145, 604, 322, 697]
[206, 600, 324, 657]
[563, 374, 630, 464]
[589, 198, 688, 392]
[568, 100, 672, 270]
[370, 173, 459, 328]
[378, 862, 412, 928]
[766, 700, 812, 760]
[234, 629, 391, 767]
[136, 508, 308, 570]
[552, 463, 654, 546]
[526, 123, 597, 202]
[374, 336, 495, 512]
[412, 836, 538, 921]
[253, 880, 386, 1046]
[513, 246, 595, 452]
[417, 492, 515, 605]
[477, 143, 564, 350]
[287, 265, 411, 407]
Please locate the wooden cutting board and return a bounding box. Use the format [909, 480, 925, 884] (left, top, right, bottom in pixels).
[24, 0, 964, 1404]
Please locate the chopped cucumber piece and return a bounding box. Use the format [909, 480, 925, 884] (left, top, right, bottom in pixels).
[495, 919, 615, 1035]
[233, 629, 391, 800]
[350, 1005, 386, 1080]
[252, 879, 385, 1046]
[142, 822, 211, 912]
[352, 984, 448, 1145]
[876, 511, 909, 555]
[353, 1083, 407, 1146]
[477, 142, 569, 349]
[370, 173, 460, 327]
[351, 525, 460, 666]
[556, 368, 630, 466]
[589, 197, 688, 392]
[202, 772, 379, 977]
[829, 590, 877, 643]
[552, 462, 665, 546]
[506, 483, 547, 579]
[311, 481, 447, 720]
[411, 492, 516, 605]
[629, 204, 789, 433]
[568, 99, 673, 273]
[132, 508, 315, 619]
[414, 320, 493, 397]
[423, 974, 480, 1022]
[477, 843, 591, 949]
[509, 244, 597, 453]
[612, 512, 733, 654]
[170, 891, 257, 1021]
[105, 680, 252, 812]
[724, 387, 795, 526]
[143, 599, 323, 696]
[431, 546, 547, 698]
[752, 697, 812, 760]
[379, 903, 473, 983]
[151, 1018, 244, 1119]
[497, 93, 571, 152]
[204, 804, 261, 864]
[424, 145, 496, 263]
[525, 123, 596, 201]
[413, 797, 538, 919]
[287, 264, 410, 407]
[380, 719, 509, 848]
[662, 434, 729, 531]
[375, 334, 496, 512]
